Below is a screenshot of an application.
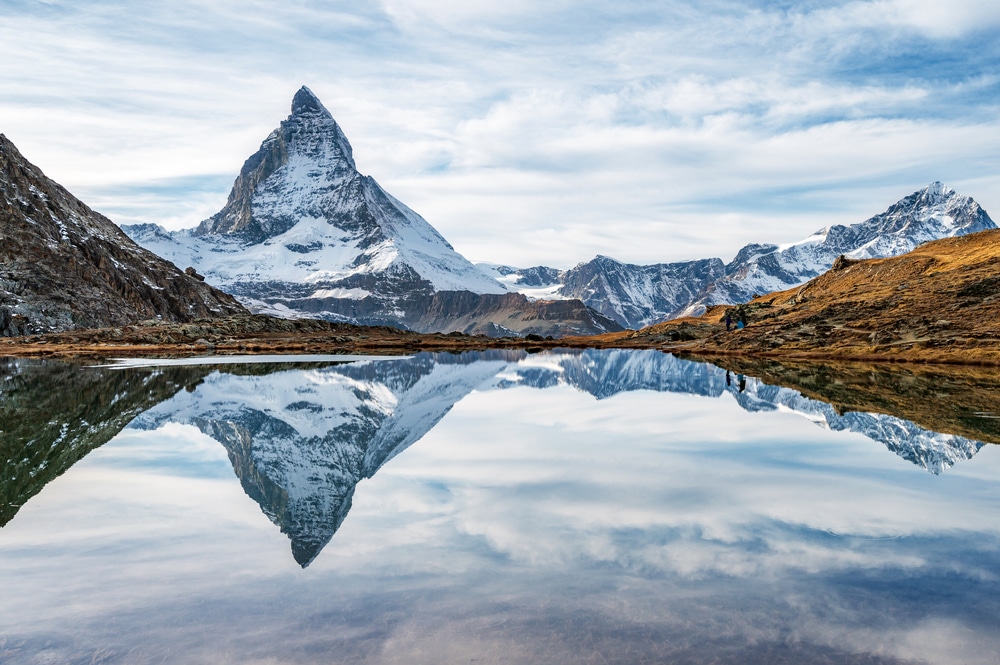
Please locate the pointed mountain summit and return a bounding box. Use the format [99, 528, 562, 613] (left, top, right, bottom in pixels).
[126, 87, 620, 337]
[195, 85, 359, 241]
[0, 134, 245, 336]
[291, 85, 331, 116]
[171, 84, 506, 295]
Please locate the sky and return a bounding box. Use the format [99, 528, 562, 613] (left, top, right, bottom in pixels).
[2, 0, 1000, 268]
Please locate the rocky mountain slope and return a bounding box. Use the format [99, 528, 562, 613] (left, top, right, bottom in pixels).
[124, 87, 618, 338]
[488, 183, 995, 328]
[625, 228, 1000, 364]
[0, 135, 247, 336]
[681, 181, 996, 316]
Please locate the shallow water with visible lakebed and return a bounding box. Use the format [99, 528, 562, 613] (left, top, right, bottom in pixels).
[1, 349, 998, 664]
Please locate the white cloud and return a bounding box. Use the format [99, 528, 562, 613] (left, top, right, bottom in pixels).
[817, 0, 1000, 39]
[1, 0, 998, 267]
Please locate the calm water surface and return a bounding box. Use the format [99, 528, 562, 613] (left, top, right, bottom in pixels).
[1, 350, 998, 664]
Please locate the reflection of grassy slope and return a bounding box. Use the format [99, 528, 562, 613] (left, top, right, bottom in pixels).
[0, 360, 210, 527]
[700, 356, 1000, 445]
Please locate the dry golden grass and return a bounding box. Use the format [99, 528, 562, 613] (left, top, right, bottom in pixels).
[606, 229, 1000, 365]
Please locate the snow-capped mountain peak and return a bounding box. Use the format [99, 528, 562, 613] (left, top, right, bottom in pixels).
[125, 86, 517, 327]
[489, 182, 994, 328]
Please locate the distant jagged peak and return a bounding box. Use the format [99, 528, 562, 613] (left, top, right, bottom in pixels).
[894, 180, 986, 216]
[922, 180, 952, 199]
[591, 254, 623, 266]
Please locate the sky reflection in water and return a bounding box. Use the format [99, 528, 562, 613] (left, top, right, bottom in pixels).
[1, 350, 999, 665]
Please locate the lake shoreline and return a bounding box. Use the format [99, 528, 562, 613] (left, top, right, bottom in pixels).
[2, 312, 1000, 369]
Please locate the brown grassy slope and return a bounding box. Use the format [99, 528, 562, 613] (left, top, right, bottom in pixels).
[607, 229, 1000, 364]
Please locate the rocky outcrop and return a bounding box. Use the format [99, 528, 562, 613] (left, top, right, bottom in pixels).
[0, 134, 247, 336]
[402, 290, 622, 337]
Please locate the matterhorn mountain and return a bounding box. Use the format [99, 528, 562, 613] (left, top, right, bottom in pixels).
[0, 134, 246, 336]
[125, 87, 619, 337]
[486, 182, 996, 328]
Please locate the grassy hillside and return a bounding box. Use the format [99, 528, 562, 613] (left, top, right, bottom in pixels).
[618, 228, 1000, 364]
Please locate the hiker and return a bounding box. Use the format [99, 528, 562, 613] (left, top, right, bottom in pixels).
[725, 313, 732, 331]
[736, 319, 745, 330]
[726, 370, 731, 387]
[738, 374, 746, 393]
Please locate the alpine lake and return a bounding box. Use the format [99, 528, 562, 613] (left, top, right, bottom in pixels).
[1, 349, 999, 665]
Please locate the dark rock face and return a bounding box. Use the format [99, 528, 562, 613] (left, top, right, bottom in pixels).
[194, 87, 357, 243]
[495, 256, 727, 329]
[558, 256, 727, 328]
[0, 135, 247, 336]
[402, 291, 623, 337]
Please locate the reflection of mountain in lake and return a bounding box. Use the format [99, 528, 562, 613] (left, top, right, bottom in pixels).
[131, 354, 510, 567]
[495, 348, 728, 399]
[496, 349, 987, 474]
[730, 379, 984, 475]
[3, 350, 991, 563]
[0, 359, 208, 526]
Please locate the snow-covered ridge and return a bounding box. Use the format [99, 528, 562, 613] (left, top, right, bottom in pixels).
[488, 182, 996, 327]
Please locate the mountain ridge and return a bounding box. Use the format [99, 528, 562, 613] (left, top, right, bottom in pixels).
[487, 182, 995, 328]
[0, 134, 246, 336]
[616, 227, 1000, 365]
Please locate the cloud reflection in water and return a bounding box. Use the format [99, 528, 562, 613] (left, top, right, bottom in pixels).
[1, 350, 999, 664]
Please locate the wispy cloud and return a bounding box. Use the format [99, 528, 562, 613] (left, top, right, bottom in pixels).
[1, 1, 998, 266]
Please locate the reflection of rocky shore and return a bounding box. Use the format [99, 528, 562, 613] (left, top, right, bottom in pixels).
[498, 349, 993, 474]
[699, 356, 1000, 447]
[0, 359, 209, 526]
